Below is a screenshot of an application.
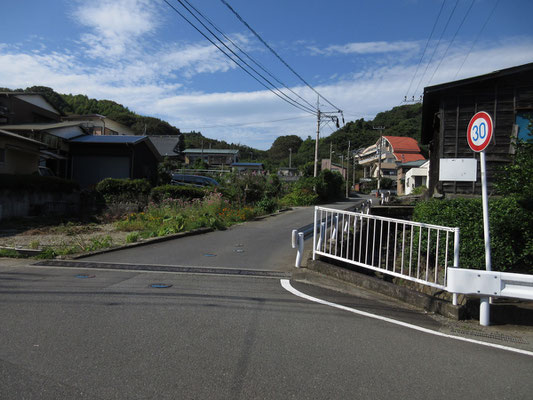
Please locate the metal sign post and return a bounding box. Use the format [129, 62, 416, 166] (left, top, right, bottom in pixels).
[467, 111, 493, 326]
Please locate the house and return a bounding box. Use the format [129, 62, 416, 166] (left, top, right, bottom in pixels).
[356, 136, 425, 182]
[68, 135, 161, 187]
[231, 162, 264, 173]
[396, 159, 429, 195]
[0, 122, 87, 178]
[62, 114, 135, 135]
[149, 135, 183, 159]
[421, 62, 533, 196]
[183, 148, 239, 167]
[403, 160, 430, 195]
[0, 92, 61, 125]
[0, 129, 43, 175]
[321, 159, 347, 179]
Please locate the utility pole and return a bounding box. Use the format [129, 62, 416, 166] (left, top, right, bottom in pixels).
[373, 126, 385, 192]
[289, 148, 292, 169]
[345, 140, 350, 198]
[313, 97, 344, 178]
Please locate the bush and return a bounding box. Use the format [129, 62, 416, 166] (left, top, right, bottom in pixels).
[95, 178, 151, 203]
[413, 198, 533, 273]
[281, 189, 319, 206]
[256, 196, 279, 214]
[150, 185, 206, 202]
[0, 174, 79, 193]
[316, 170, 344, 202]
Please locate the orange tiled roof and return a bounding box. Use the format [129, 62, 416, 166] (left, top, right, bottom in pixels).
[383, 136, 421, 153]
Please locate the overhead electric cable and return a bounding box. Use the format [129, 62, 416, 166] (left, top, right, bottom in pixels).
[163, 0, 316, 115]
[190, 114, 313, 129]
[405, 0, 446, 100]
[181, 0, 317, 111]
[413, 0, 460, 95]
[174, 0, 316, 114]
[453, 0, 500, 80]
[219, 0, 342, 113]
[427, 0, 475, 85]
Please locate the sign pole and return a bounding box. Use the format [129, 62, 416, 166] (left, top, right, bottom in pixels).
[467, 111, 493, 326]
[479, 150, 491, 326]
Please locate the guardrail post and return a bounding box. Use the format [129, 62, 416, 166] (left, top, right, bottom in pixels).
[313, 207, 317, 260]
[452, 228, 460, 306]
[295, 232, 304, 268]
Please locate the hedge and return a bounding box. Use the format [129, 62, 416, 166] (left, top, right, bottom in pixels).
[0, 174, 79, 193]
[95, 178, 151, 203]
[413, 198, 533, 274]
[150, 184, 206, 202]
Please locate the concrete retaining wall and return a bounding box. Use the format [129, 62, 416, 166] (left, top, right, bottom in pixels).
[0, 190, 80, 220]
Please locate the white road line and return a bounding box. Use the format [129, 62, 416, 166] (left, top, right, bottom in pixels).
[280, 279, 533, 357]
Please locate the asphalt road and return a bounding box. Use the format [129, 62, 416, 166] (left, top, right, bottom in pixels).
[81, 200, 361, 270]
[1, 199, 532, 399]
[1, 265, 532, 399]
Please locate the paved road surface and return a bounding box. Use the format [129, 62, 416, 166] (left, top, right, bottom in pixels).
[1, 200, 532, 399]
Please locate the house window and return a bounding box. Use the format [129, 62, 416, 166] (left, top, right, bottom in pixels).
[516, 111, 533, 141]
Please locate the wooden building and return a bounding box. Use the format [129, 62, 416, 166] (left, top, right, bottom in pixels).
[421, 62, 533, 196]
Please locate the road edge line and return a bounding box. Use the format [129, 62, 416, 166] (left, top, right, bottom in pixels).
[280, 279, 533, 358]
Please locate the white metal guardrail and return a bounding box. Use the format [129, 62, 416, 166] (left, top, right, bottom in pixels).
[313, 206, 460, 291]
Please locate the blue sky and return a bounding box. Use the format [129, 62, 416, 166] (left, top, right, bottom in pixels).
[1, 0, 532, 149]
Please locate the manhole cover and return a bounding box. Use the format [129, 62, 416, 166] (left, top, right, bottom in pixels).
[150, 283, 173, 289]
[75, 274, 95, 279]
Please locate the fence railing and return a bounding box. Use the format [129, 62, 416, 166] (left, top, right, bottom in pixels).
[313, 206, 460, 290]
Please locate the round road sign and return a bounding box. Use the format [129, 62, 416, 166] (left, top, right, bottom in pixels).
[467, 111, 493, 152]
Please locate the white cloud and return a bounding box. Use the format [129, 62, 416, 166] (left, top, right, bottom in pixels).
[310, 40, 421, 55]
[72, 0, 159, 58]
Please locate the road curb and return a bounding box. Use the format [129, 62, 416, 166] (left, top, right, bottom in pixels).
[295, 258, 465, 320]
[70, 227, 214, 259]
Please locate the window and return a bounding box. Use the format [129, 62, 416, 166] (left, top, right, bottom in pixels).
[516, 111, 533, 141]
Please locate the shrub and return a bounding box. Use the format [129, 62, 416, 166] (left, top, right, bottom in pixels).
[316, 170, 344, 201]
[413, 198, 533, 273]
[150, 185, 206, 202]
[281, 188, 319, 206]
[256, 196, 279, 214]
[95, 178, 151, 203]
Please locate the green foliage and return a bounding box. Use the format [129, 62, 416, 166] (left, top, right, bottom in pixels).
[126, 232, 140, 243]
[281, 188, 319, 206]
[95, 178, 151, 203]
[316, 170, 345, 201]
[0, 174, 79, 193]
[413, 198, 533, 273]
[411, 185, 427, 195]
[494, 135, 533, 209]
[268, 135, 303, 164]
[256, 196, 279, 214]
[157, 157, 182, 185]
[150, 185, 206, 202]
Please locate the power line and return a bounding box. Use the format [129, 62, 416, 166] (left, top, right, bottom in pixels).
[219, 0, 343, 113]
[181, 0, 317, 112]
[163, 0, 316, 115]
[187, 114, 313, 129]
[453, 0, 500, 80]
[427, 0, 475, 85]
[413, 0, 460, 95]
[174, 0, 317, 114]
[405, 0, 446, 100]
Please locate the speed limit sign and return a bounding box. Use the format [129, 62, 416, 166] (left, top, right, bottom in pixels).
[467, 111, 493, 152]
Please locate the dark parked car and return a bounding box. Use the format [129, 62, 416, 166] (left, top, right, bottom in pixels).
[171, 174, 219, 187]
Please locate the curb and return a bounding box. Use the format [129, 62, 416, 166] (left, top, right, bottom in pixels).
[70, 227, 214, 259]
[297, 258, 465, 320]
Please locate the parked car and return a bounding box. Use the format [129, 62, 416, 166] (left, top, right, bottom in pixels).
[171, 174, 219, 187]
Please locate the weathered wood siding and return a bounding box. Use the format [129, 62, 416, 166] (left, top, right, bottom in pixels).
[434, 80, 533, 195]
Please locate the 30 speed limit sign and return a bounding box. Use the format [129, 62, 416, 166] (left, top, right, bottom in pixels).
[467, 111, 493, 152]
